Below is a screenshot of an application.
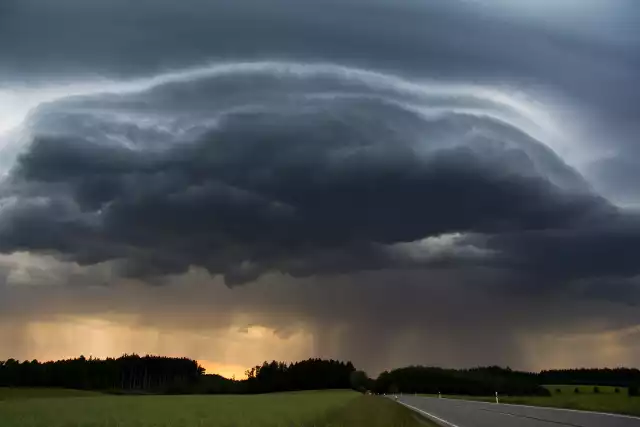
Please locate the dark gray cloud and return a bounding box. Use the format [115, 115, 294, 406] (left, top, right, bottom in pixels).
[588, 156, 640, 205]
[488, 216, 640, 282]
[0, 0, 639, 369]
[0, 64, 623, 287]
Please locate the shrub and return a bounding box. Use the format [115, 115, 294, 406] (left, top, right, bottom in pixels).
[629, 385, 639, 397]
[593, 387, 600, 394]
[555, 388, 562, 394]
[615, 388, 620, 394]
[574, 387, 580, 394]
[537, 387, 552, 397]
[350, 370, 370, 393]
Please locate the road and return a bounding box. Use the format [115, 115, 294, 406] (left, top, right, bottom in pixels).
[394, 395, 640, 427]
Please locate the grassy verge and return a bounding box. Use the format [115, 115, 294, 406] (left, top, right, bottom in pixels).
[422, 387, 640, 417]
[320, 395, 437, 427]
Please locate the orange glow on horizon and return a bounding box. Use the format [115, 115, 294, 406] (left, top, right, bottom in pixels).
[198, 360, 249, 379]
[1, 316, 316, 379]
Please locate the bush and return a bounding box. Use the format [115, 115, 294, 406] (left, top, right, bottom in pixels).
[555, 388, 562, 394]
[593, 386, 600, 394]
[574, 387, 580, 394]
[629, 385, 639, 397]
[537, 387, 552, 397]
[350, 370, 370, 393]
[615, 388, 620, 394]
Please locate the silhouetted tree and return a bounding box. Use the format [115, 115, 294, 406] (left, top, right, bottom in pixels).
[349, 370, 372, 393]
[242, 358, 355, 393]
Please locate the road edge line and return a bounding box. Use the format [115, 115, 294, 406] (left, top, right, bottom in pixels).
[396, 400, 462, 427]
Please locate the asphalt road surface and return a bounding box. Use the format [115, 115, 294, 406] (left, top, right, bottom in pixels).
[395, 395, 640, 427]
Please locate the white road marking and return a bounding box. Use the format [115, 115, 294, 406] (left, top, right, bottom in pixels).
[397, 400, 463, 427]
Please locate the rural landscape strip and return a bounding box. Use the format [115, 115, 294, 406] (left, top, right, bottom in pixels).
[1, 357, 639, 425]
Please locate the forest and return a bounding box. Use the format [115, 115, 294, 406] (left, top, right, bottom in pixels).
[369, 366, 548, 396]
[539, 368, 640, 387]
[0, 356, 355, 394]
[0, 355, 204, 392]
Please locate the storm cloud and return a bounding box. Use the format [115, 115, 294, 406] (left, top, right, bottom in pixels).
[0, 62, 620, 283]
[0, 0, 639, 373]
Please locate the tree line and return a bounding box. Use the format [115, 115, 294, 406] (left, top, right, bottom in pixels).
[539, 368, 640, 387]
[0, 355, 356, 395]
[245, 358, 356, 393]
[354, 366, 549, 396]
[196, 358, 356, 394]
[1, 354, 638, 397]
[0, 355, 204, 392]
[351, 366, 640, 397]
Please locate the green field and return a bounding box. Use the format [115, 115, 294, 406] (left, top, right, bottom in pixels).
[0, 388, 103, 400]
[0, 389, 433, 427]
[426, 385, 640, 417]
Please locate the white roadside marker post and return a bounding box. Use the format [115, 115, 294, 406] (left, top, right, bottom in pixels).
[495, 392, 499, 404]
[438, 391, 442, 399]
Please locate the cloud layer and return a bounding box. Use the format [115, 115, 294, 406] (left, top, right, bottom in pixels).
[0, 62, 623, 287]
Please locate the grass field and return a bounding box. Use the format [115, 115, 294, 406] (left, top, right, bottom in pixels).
[0, 388, 103, 400]
[426, 385, 640, 417]
[0, 389, 433, 427]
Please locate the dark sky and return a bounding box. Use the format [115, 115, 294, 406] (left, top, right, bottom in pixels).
[0, 0, 639, 376]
